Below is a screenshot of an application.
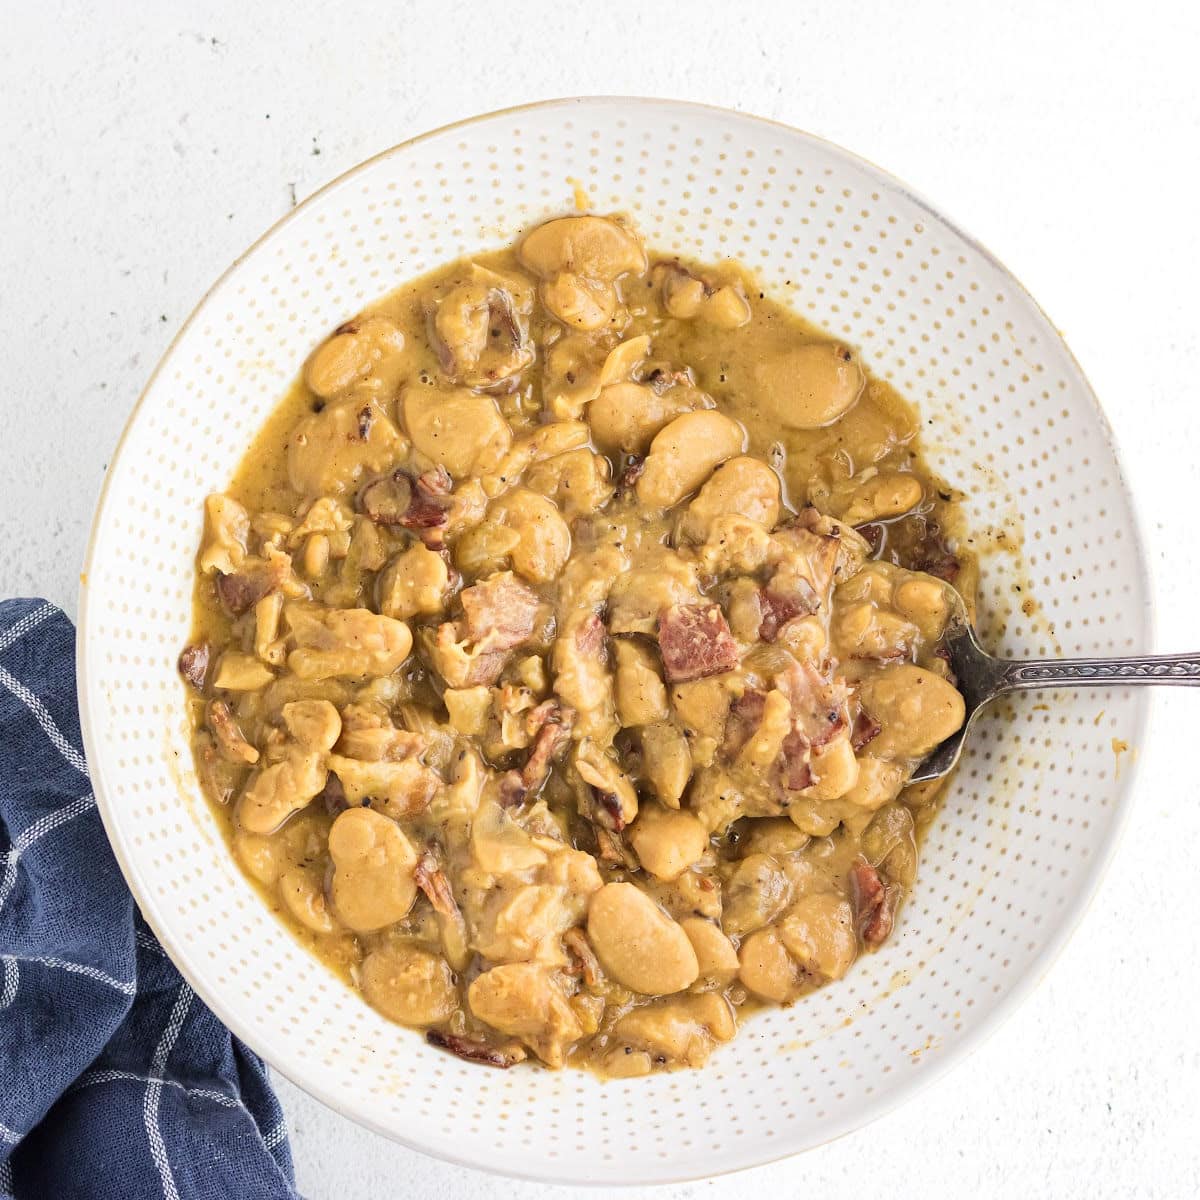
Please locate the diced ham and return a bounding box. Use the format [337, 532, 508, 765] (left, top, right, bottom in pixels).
[657, 603, 739, 683]
[850, 859, 896, 947]
[460, 571, 544, 652]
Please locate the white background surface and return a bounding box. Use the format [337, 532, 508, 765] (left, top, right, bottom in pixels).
[3, 1, 1199, 1197]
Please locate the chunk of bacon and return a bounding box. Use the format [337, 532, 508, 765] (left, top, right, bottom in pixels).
[757, 579, 820, 642]
[214, 559, 286, 616]
[414, 847, 460, 919]
[774, 660, 849, 750]
[618, 456, 646, 491]
[426, 1030, 524, 1068]
[850, 859, 897, 947]
[722, 689, 767, 760]
[771, 514, 842, 595]
[359, 467, 452, 545]
[905, 515, 961, 582]
[850, 706, 882, 751]
[498, 701, 576, 806]
[573, 611, 607, 658]
[460, 572, 544, 653]
[657, 603, 739, 683]
[178, 642, 211, 691]
[563, 927, 604, 989]
[778, 729, 813, 791]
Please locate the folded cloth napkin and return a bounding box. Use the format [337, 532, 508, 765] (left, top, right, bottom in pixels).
[0, 599, 297, 1200]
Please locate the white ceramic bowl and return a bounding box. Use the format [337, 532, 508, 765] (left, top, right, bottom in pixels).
[78, 98, 1152, 1185]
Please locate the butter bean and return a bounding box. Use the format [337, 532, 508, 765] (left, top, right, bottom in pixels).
[587, 883, 699, 995]
[629, 804, 708, 881]
[361, 944, 457, 1027]
[636, 411, 745, 508]
[328, 808, 417, 932]
[856, 664, 966, 760]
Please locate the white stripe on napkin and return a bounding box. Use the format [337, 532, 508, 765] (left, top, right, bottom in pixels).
[144, 983, 193, 1200]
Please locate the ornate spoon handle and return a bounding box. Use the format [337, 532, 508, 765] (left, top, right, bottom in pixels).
[997, 653, 1200, 693]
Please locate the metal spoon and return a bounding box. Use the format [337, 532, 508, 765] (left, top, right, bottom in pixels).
[909, 617, 1200, 782]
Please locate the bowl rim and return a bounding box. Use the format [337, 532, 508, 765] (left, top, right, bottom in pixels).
[76, 95, 1157, 1186]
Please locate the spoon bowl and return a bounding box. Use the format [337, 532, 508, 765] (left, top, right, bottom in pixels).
[911, 618, 1200, 782]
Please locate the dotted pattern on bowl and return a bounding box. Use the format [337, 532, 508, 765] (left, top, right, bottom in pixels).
[79, 99, 1151, 1185]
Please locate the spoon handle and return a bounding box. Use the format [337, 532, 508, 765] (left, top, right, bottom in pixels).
[996, 653, 1200, 692]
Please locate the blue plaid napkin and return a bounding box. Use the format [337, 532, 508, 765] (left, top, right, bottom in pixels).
[0, 599, 297, 1200]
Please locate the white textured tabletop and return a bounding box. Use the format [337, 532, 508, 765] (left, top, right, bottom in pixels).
[4, 2, 1199, 1196]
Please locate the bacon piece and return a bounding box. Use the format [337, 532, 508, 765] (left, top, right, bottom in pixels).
[497, 702, 576, 806]
[905, 516, 961, 582]
[775, 660, 849, 749]
[522, 704, 574, 784]
[425, 1030, 524, 1068]
[657, 603, 739, 683]
[214, 561, 284, 616]
[855, 522, 884, 556]
[417, 465, 453, 496]
[317, 771, 349, 817]
[594, 825, 637, 868]
[460, 572, 544, 652]
[178, 642, 211, 691]
[414, 847, 460, 919]
[574, 611, 607, 658]
[563, 927, 604, 989]
[593, 789, 628, 831]
[575, 749, 638, 833]
[779, 729, 813, 791]
[359, 468, 451, 543]
[758, 580, 820, 641]
[399, 494, 449, 531]
[850, 707, 882, 751]
[207, 699, 259, 765]
[850, 859, 897, 947]
[913, 551, 960, 583]
[723, 689, 767, 760]
[618, 456, 646, 491]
